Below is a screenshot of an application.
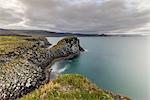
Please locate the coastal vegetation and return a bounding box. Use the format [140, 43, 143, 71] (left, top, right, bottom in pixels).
[0, 36, 31, 54]
[0, 36, 83, 99]
[0, 36, 49, 55]
[0, 36, 130, 100]
[21, 74, 114, 100]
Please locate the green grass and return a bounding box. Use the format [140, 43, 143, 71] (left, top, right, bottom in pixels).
[49, 36, 78, 53]
[21, 74, 114, 100]
[57, 36, 77, 45]
[0, 36, 32, 54]
[0, 36, 47, 55]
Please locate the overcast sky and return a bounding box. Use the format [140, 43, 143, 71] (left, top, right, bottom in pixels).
[0, 0, 150, 34]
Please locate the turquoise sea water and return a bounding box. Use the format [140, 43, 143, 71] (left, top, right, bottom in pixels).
[47, 37, 150, 100]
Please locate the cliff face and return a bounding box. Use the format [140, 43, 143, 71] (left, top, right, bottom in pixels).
[0, 36, 130, 100]
[0, 36, 82, 100]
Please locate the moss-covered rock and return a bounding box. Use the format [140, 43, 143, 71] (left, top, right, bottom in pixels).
[21, 74, 130, 100]
[0, 36, 50, 55]
[0, 36, 83, 99]
[0, 36, 31, 54]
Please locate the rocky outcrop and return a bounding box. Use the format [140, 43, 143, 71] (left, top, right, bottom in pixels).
[0, 36, 130, 100]
[21, 74, 130, 100]
[0, 36, 83, 100]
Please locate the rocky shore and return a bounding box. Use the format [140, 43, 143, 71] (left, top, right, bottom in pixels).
[0, 36, 130, 100]
[0, 36, 83, 99]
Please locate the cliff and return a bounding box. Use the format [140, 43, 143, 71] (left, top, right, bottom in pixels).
[21, 74, 130, 100]
[0, 36, 83, 99]
[0, 36, 130, 100]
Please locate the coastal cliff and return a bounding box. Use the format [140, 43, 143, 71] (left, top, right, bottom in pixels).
[22, 74, 130, 100]
[0, 36, 130, 100]
[0, 36, 83, 99]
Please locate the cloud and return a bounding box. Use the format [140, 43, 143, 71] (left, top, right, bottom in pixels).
[0, 0, 25, 28]
[0, 7, 22, 26]
[0, 0, 150, 33]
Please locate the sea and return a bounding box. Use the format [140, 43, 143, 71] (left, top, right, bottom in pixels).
[47, 36, 150, 100]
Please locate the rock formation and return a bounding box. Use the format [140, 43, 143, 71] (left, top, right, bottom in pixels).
[0, 36, 130, 100]
[0, 36, 83, 100]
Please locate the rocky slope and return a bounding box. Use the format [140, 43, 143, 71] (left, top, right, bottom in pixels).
[21, 74, 130, 100]
[0, 36, 130, 100]
[0, 36, 83, 100]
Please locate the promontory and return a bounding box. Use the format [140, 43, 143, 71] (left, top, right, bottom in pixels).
[0, 36, 130, 100]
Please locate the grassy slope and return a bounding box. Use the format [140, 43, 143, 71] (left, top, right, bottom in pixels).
[0, 36, 32, 54]
[21, 74, 114, 100]
[0, 36, 48, 55]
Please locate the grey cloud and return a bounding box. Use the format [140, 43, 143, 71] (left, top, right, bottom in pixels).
[18, 0, 150, 33]
[0, 7, 22, 26]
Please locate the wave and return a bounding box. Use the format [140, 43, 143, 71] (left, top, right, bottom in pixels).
[57, 65, 69, 73]
[51, 63, 69, 73]
[84, 49, 88, 52]
[81, 48, 88, 55]
[50, 62, 69, 80]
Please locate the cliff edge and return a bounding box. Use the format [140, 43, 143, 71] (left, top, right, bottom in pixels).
[0, 36, 130, 100]
[21, 74, 130, 100]
[0, 36, 83, 99]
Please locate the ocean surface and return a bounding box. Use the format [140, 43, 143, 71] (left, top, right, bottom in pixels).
[47, 36, 150, 100]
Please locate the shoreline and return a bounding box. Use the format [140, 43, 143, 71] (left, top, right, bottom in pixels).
[46, 53, 78, 80]
[0, 36, 130, 99]
[0, 36, 82, 99]
[47, 54, 130, 99]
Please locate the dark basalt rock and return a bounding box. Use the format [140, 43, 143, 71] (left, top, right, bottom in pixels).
[0, 36, 82, 100]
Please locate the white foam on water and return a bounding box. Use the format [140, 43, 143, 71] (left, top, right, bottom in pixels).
[50, 62, 69, 80]
[81, 48, 88, 55]
[57, 64, 69, 73]
[84, 49, 88, 52]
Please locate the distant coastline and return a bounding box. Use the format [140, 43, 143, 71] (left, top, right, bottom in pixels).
[0, 28, 148, 37]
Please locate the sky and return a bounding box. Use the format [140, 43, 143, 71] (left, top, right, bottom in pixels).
[0, 0, 150, 34]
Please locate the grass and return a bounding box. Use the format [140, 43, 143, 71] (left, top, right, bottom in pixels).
[0, 36, 32, 54]
[57, 36, 77, 45]
[49, 36, 78, 53]
[0, 36, 47, 55]
[21, 74, 113, 100]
